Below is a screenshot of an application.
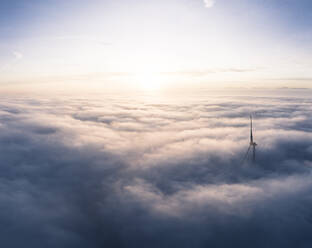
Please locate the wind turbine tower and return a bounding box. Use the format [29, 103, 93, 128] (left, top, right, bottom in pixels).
[250, 115, 257, 162]
[242, 115, 257, 163]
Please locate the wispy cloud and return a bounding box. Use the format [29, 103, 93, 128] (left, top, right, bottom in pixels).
[54, 36, 112, 46]
[0, 51, 23, 72]
[203, 0, 215, 8]
[270, 77, 312, 82]
[12, 51, 23, 60]
[164, 67, 257, 77]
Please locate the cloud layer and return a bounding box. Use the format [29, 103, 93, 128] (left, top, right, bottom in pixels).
[0, 90, 312, 247]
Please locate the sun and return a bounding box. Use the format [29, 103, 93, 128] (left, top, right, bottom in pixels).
[126, 61, 174, 91]
[130, 64, 171, 91]
[134, 72, 164, 91]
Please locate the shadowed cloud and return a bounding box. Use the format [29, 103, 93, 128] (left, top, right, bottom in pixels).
[0, 90, 312, 247]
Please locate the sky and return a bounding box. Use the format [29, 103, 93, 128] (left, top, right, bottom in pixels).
[0, 0, 312, 91]
[1, 2, 312, 246]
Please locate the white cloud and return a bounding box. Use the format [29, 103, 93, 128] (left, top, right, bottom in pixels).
[203, 0, 215, 8]
[13, 51, 23, 60]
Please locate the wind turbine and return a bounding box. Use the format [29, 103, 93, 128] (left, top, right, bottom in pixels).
[242, 115, 257, 163]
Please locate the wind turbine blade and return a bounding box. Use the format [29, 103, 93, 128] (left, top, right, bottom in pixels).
[242, 145, 251, 164]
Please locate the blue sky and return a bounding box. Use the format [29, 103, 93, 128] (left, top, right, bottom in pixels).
[0, 0, 311, 90]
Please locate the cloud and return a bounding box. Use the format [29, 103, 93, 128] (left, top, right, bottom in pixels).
[203, 0, 215, 8]
[165, 67, 256, 77]
[12, 51, 23, 60]
[0, 51, 23, 72]
[54, 35, 112, 46]
[0, 90, 312, 247]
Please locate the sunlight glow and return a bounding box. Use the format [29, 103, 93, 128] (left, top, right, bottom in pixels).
[134, 72, 169, 91]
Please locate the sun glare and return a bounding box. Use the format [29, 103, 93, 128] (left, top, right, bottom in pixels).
[130, 63, 171, 91]
[134, 72, 165, 91]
